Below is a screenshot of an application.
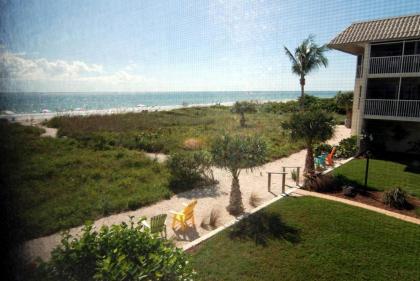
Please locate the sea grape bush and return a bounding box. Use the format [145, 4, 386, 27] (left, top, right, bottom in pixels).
[167, 150, 215, 191]
[34, 219, 196, 281]
[336, 136, 357, 158]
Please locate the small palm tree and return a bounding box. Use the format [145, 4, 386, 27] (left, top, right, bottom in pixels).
[211, 134, 267, 215]
[231, 101, 257, 127]
[282, 110, 334, 174]
[335, 91, 353, 128]
[284, 35, 329, 109]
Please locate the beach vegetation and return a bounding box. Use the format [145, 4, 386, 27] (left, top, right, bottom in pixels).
[211, 134, 267, 215]
[335, 136, 358, 158]
[231, 101, 257, 127]
[335, 91, 354, 128]
[32, 219, 195, 281]
[167, 150, 215, 192]
[282, 110, 335, 174]
[0, 121, 172, 241]
[284, 35, 329, 109]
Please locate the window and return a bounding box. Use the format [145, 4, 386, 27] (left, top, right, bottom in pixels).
[400, 78, 420, 100]
[404, 40, 420, 55]
[366, 78, 399, 99]
[370, 42, 403, 57]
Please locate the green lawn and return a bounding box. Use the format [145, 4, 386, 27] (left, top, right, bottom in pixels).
[333, 158, 420, 198]
[191, 197, 420, 281]
[1, 121, 171, 241]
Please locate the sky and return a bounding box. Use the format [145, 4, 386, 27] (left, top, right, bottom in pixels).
[1, 0, 420, 92]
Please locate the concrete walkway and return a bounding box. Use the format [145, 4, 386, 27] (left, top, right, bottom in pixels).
[294, 189, 420, 225]
[21, 126, 351, 262]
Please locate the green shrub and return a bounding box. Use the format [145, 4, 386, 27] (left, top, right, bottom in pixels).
[336, 136, 357, 158]
[34, 220, 196, 281]
[383, 188, 410, 209]
[313, 143, 333, 157]
[167, 150, 214, 191]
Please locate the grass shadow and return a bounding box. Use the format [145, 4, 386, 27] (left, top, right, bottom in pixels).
[229, 212, 300, 246]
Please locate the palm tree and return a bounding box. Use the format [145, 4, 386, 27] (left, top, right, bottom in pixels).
[282, 110, 334, 174]
[284, 35, 329, 109]
[211, 134, 267, 215]
[231, 101, 257, 127]
[335, 91, 353, 128]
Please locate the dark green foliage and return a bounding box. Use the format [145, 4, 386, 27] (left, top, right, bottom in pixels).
[313, 143, 333, 157]
[258, 95, 342, 114]
[335, 91, 353, 112]
[192, 197, 420, 281]
[383, 188, 410, 209]
[211, 134, 267, 176]
[0, 121, 171, 241]
[167, 150, 214, 192]
[336, 136, 357, 158]
[34, 220, 195, 281]
[282, 110, 335, 173]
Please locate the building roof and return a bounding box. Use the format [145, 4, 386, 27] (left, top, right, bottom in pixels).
[329, 14, 420, 54]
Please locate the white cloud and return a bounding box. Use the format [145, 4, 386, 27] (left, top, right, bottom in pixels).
[0, 50, 156, 91]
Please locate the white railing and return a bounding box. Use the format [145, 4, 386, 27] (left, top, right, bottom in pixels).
[364, 99, 420, 118]
[369, 54, 420, 74]
[402, 55, 420, 73]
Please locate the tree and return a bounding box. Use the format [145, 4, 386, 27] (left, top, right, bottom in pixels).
[335, 91, 354, 128]
[282, 110, 334, 174]
[231, 101, 257, 127]
[211, 134, 267, 215]
[284, 35, 329, 109]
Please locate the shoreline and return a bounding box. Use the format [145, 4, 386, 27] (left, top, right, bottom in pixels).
[0, 99, 293, 123]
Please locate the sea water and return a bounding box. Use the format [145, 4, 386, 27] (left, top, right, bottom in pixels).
[0, 91, 337, 114]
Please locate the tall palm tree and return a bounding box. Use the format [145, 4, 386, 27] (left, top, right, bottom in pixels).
[284, 35, 329, 109]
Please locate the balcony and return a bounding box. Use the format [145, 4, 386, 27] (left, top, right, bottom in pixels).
[364, 99, 420, 120]
[369, 55, 420, 75]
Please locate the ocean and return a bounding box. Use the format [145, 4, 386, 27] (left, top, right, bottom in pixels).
[0, 91, 337, 114]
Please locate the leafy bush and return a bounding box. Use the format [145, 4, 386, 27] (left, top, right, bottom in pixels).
[167, 150, 214, 191]
[336, 136, 357, 158]
[313, 143, 333, 157]
[383, 188, 410, 209]
[34, 220, 196, 281]
[132, 131, 165, 152]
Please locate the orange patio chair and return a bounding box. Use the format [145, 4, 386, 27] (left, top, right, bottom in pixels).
[170, 199, 197, 230]
[326, 147, 337, 166]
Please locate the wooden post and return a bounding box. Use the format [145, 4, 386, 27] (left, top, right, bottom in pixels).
[281, 173, 286, 194]
[268, 173, 271, 192]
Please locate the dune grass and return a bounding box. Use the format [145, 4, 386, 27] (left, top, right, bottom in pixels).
[333, 158, 420, 198]
[1, 121, 171, 241]
[191, 196, 420, 281]
[47, 105, 343, 160]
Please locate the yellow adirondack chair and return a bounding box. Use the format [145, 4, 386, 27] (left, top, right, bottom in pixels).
[170, 199, 197, 230]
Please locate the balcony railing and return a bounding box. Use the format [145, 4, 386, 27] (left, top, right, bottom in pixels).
[364, 99, 420, 118]
[369, 54, 420, 74]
